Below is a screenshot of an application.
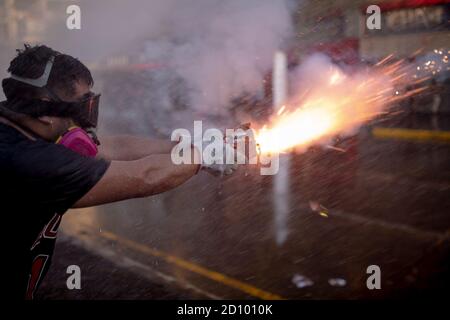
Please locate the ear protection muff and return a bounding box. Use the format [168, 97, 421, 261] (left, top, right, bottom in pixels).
[56, 126, 98, 157]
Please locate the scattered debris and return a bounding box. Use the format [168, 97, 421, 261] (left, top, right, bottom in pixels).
[319, 211, 329, 218]
[325, 145, 347, 153]
[328, 278, 347, 287]
[292, 274, 314, 288]
[309, 201, 329, 218]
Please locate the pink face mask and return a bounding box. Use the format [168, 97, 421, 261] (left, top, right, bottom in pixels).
[56, 127, 98, 157]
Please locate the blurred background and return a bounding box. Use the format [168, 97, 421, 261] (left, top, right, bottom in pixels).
[0, 0, 449, 299]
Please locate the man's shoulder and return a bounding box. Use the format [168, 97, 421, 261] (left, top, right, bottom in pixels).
[0, 123, 28, 166]
[0, 123, 43, 157]
[0, 122, 27, 144]
[0, 124, 77, 175]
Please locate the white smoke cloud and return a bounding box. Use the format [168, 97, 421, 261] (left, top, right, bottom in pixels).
[141, 0, 294, 114]
[46, 0, 295, 117]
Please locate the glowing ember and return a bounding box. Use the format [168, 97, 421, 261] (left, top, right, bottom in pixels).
[254, 54, 431, 154]
[277, 105, 286, 116]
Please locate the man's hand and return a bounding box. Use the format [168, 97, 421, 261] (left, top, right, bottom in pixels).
[200, 124, 254, 177]
[200, 142, 240, 176]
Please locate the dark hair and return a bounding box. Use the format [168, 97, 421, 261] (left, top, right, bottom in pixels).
[2, 44, 93, 103]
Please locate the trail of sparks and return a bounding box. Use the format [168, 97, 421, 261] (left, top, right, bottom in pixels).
[254, 51, 448, 154]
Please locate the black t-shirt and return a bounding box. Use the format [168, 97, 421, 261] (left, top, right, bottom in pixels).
[0, 123, 110, 299]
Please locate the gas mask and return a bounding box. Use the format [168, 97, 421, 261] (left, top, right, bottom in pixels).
[56, 126, 99, 157]
[6, 55, 101, 157]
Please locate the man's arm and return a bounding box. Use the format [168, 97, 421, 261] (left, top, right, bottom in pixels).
[73, 150, 200, 208]
[97, 135, 176, 161]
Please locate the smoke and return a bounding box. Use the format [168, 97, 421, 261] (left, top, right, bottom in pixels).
[142, 0, 294, 114]
[289, 54, 336, 98]
[46, 0, 295, 118]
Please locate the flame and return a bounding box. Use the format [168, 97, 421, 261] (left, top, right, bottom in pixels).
[255, 55, 431, 154]
[256, 100, 334, 153]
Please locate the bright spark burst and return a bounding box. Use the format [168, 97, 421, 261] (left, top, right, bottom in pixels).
[254, 54, 434, 154]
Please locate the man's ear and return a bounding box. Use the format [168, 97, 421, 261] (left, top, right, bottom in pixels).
[37, 116, 53, 126]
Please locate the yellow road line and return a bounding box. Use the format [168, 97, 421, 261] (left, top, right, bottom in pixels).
[98, 229, 284, 300]
[372, 127, 450, 143]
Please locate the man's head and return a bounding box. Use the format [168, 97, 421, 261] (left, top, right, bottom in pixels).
[1, 44, 97, 141]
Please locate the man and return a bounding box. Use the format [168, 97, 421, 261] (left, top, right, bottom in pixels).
[0, 45, 237, 299]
